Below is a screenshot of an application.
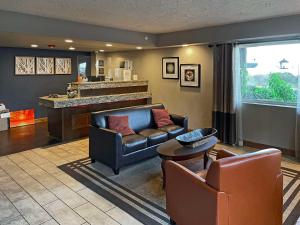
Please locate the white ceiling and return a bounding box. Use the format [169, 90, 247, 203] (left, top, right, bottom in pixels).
[0, 33, 146, 52]
[0, 0, 300, 33]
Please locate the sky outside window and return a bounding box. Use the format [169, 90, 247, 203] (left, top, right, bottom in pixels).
[246, 43, 300, 76]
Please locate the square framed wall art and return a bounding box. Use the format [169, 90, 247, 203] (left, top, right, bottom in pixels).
[55, 58, 72, 75]
[36, 57, 54, 75]
[162, 57, 179, 79]
[15, 56, 35, 75]
[98, 59, 104, 67]
[180, 64, 201, 88]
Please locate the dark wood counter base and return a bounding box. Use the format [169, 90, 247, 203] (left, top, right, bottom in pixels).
[47, 99, 150, 141]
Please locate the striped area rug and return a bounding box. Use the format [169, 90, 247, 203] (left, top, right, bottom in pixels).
[282, 166, 300, 225]
[59, 155, 300, 225]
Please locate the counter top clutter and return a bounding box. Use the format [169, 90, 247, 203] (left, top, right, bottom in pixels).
[0, 103, 10, 132]
[0, 103, 10, 117]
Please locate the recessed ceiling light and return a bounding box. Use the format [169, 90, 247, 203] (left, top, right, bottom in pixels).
[136, 46, 143, 50]
[99, 49, 105, 52]
[65, 39, 73, 43]
[106, 43, 112, 47]
[182, 44, 189, 47]
[69, 46, 75, 50]
[31, 44, 38, 48]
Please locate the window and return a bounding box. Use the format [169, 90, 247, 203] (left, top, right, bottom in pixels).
[237, 42, 300, 106]
[79, 62, 87, 76]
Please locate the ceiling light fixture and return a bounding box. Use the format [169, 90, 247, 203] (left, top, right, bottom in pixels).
[136, 46, 143, 50]
[69, 46, 75, 50]
[31, 44, 38, 48]
[106, 43, 112, 47]
[182, 44, 189, 47]
[99, 49, 105, 52]
[65, 39, 73, 43]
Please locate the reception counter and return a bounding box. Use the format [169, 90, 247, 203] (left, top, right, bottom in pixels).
[39, 92, 151, 108]
[39, 80, 152, 141]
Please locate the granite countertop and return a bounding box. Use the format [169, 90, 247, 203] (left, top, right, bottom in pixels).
[70, 80, 148, 90]
[39, 92, 152, 108]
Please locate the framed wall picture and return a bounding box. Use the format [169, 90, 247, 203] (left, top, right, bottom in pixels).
[98, 60, 104, 67]
[98, 67, 104, 75]
[162, 57, 179, 79]
[97, 59, 105, 75]
[36, 57, 54, 75]
[15, 56, 35, 75]
[180, 64, 201, 88]
[55, 58, 72, 74]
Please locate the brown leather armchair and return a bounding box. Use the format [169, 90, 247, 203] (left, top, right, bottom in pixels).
[165, 149, 283, 225]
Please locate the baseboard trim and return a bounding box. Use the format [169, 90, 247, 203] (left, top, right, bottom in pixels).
[243, 140, 295, 157]
[35, 117, 48, 123]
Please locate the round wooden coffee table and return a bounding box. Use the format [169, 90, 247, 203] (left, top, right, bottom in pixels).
[157, 136, 218, 188]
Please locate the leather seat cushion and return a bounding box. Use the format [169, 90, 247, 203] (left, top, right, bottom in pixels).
[122, 134, 147, 155]
[139, 129, 168, 146]
[196, 169, 208, 179]
[159, 125, 185, 139]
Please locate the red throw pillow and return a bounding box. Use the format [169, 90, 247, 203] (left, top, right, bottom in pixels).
[152, 109, 174, 128]
[108, 115, 135, 136]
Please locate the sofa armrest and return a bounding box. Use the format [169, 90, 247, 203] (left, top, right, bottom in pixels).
[170, 114, 188, 131]
[89, 126, 122, 172]
[165, 161, 228, 225]
[216, 149, 238, 160]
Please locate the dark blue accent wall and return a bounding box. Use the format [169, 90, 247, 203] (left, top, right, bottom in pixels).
[0, 47, 91, 118]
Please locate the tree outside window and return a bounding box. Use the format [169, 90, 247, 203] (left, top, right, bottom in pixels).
[239, 43, 299, 106]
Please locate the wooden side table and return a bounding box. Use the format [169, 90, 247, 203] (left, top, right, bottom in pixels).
[157, 136, 218, 188]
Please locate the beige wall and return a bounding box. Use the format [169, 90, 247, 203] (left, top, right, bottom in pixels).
[105, 45, 213, 129]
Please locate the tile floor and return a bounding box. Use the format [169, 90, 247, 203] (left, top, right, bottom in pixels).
[0, 138, 142, 225]
[0, 138, 299, 225]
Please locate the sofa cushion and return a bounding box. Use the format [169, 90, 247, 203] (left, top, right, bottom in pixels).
[122, 134, 147, 155]
[159, 124, 185, 139]
[91, 104, 165, 131]
[139, 129, 168, 146]
[108, 115, 135, 136]
[152, 109, 174, 128]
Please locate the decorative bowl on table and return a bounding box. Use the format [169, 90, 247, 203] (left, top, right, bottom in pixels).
[176, 128, 217, 148]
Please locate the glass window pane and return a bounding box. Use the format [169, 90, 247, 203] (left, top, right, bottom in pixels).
[239, 43, 300, 106]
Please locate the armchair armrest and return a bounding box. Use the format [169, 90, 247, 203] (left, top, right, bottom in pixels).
[216, 149, 238, 160]
[89, 126, 122, 173]
[170, 114, 188, 131]
[165, 161, 228, 225]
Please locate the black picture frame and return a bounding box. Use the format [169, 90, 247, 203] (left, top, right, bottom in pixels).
[98, 59, 104, 67]
[180, 64, 201, 88]
[162, 57, 179, 79]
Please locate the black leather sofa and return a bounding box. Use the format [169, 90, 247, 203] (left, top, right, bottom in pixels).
[89, 104, 188, 174]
